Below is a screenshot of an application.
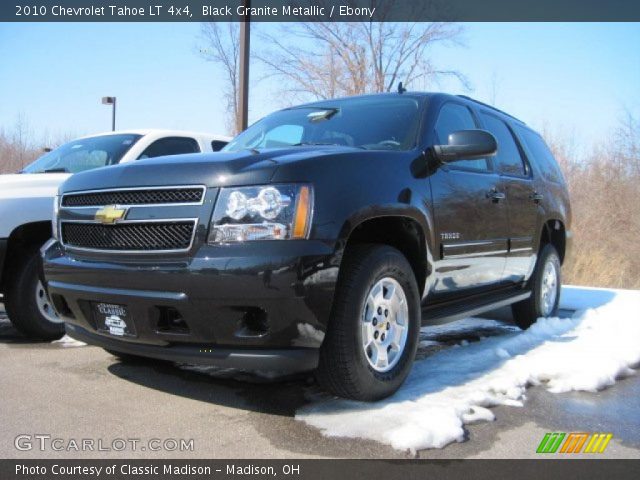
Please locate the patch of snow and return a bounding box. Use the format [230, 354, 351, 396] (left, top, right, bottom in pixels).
[52, 334, 86, 347]
[495, 347, 510, 358]
[296, 286, 640, 452]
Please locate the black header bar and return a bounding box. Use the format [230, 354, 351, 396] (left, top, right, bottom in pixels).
[3, 0, 640, 22]
[2, 459, 640, 480]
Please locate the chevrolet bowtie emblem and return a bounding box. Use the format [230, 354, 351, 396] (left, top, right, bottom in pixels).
[95, 205, 127, 224]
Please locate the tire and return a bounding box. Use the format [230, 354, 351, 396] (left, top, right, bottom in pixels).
[4, 247, 65, 340]
[316, 244, 421, 401]
[511, 243, 561, 330]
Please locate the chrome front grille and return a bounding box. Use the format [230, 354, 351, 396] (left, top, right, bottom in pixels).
[58, 185, 206, 253]
[61, 221, 197, 252]
[61, 186, 205, 207]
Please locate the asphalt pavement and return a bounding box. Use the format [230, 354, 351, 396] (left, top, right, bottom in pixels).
[1, 301, 638, 459]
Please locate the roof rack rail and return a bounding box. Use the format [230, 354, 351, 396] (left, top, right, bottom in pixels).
[456, 95, 525, 124]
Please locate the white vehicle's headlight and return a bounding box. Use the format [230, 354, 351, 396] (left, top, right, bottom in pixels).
[208, 184, 313, 243]
[52, 194, 60, 240]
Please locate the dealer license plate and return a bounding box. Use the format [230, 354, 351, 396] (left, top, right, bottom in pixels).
[93, 303, 136, 337]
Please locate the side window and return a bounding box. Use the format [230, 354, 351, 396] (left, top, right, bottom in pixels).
[137, 137, 200, 159]
[514, 126, 565, 184]
[480, 113, 527, 176]
[434, 103, 489, 171]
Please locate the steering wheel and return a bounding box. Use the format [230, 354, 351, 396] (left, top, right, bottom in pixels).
[379, 140, 401, 147]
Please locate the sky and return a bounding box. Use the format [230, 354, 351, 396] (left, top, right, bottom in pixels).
[0, 22, 638, 150]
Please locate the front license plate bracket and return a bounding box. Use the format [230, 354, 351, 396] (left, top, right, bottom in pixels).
[93, 302, 136, 337]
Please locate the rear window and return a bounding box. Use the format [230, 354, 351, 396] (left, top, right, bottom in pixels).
[138, 137, 200, 159]
[211, 140, 228, 152]
[514, 125, 565, 184]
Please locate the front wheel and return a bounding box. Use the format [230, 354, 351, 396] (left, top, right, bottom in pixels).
[316, 244, 420, 401]
[512, 243, 561, 329]
[5, 247, 65, 340]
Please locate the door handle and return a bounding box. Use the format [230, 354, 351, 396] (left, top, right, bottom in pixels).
[530, 191, 544, 203]
[486, 188, 506, 202]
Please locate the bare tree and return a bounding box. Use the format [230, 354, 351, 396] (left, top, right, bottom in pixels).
[12, 113, 32, 168]
[257, 17, 468, 102]
[547, 109, 640, 289]
[0, 114, 78, 174]
[199, 23, 241, 135]
[488, 71, 500, 106]
[614, 108, 640, 175]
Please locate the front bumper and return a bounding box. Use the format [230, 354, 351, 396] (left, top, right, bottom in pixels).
[66, 323, 319, 372]
[43, 240, 339, 372]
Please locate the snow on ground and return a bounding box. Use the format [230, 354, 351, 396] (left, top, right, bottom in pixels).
[51, 334, 86, 347]
[296, 286, 640, 453]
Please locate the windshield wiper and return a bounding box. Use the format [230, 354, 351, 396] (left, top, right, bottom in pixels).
[40, 168, 69, 173]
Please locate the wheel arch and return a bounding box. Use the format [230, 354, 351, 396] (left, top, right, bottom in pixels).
[539, 218, 567, 264]
[1, 221, 52, 291]
[337, 210, 434, 296]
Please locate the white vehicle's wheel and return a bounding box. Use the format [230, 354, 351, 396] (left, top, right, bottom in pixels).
[5, 248, 65, 340]
[35, 279, 62, 324]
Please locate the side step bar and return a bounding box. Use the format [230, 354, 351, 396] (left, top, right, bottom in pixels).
[422, 290, 531, 326]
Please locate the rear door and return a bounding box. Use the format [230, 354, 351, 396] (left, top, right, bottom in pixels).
[479, 112, 538, 282]
[429, 102, 510, 300]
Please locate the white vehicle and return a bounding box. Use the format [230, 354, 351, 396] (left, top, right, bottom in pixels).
[0, 129, 230, 339]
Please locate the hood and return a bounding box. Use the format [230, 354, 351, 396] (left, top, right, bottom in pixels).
[59, 146, 365, 193]
[0, 172, 71, 199]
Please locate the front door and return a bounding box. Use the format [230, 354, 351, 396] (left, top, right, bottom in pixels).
[429, 103, 510, 300]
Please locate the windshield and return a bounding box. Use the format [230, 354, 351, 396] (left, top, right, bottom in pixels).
[21, 134, 142, 174]
[223, 96, 422, 152]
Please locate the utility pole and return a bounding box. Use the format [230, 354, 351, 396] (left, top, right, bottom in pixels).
[237, 0, 250, 133]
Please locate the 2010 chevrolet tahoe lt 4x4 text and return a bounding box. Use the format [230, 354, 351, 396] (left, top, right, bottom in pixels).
[43, 93, 571, 400]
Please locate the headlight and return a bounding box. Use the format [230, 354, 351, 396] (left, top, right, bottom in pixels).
[52, 194, 60, 240]
[208, 184, 313, 243]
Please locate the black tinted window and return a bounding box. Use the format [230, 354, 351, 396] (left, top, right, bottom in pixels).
[434, 103, 488, 171]
[514, 126, 565, 184]
[481, 113, 526, 176]
[138, 137, 200, 159]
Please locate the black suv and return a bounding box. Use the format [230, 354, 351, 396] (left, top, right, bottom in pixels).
[43, 93, 571, 400]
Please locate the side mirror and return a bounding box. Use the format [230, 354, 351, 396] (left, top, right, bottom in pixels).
[432, 129, 497, 163]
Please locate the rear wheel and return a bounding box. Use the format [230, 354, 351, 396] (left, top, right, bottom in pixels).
[5, 247, 64, 340]
[512, 243, 561, 329]
[316, 244, 420, 401]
